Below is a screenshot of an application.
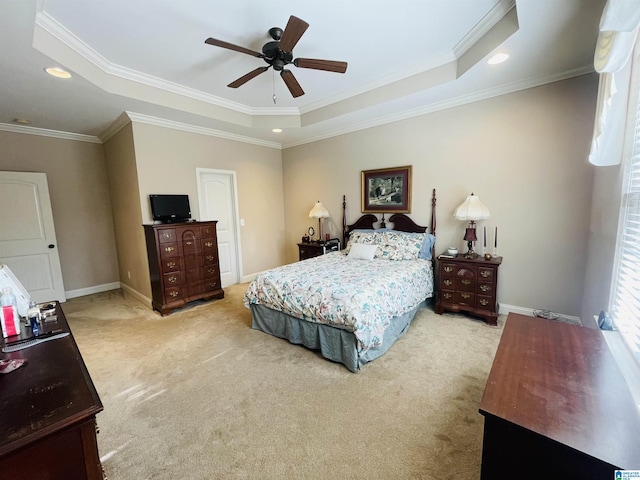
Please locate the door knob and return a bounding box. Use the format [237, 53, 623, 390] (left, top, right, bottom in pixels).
[48, 244, 55, 248]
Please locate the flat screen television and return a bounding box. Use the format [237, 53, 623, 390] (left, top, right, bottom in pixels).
[150, 194, 191, 223]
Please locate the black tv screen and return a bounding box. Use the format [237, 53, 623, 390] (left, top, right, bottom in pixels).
[150, 194, 191, 223]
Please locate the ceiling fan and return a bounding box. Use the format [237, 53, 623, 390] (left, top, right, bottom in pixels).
[204, 15, 348, 98]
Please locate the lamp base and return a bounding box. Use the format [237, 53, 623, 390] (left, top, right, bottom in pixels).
[464, 241, 478, 259]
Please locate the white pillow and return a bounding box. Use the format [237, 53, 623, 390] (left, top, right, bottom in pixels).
[347, 243, 378, 260]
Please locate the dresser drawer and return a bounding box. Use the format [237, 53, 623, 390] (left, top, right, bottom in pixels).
[205, 277, 221, 292]
[202, 239, 217, 254]
[184, 254, 203, 268]
[163, 271, 183, 287]
[160, 242, 179, 259]
[440, 262, 457, 275]
[477, 282, 494, 296]
[455, 291, 475, 306]
[164, 286, 184, 302]
[204, 264, 219, 278]
[182, 237, 201, 255]
[477, 295, 494, 309]
[478, 267, 495, 280]
[157, 229, 176, 244]
[203, 252, 218, 265]
[201, 225, 216, 238]
[161, 257, 182, 274]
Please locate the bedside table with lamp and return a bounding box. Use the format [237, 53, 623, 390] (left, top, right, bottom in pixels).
[435, 193, 502, 325]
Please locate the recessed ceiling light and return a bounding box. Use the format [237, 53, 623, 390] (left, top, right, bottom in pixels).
[487, 53, 509, 65]
[12, 118, 31, 125]
[45, 67, 72, 79]
[272, 128, 282, 133]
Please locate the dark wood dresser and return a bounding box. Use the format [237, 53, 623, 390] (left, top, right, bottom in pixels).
[434, 254, 502, 325]
[479, 313, 640, 479]
[0, 302, 104, 480]
[144, 221, 224, 315]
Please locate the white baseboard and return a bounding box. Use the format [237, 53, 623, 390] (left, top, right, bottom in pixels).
[499, 303, 581, 323]
[120, 283, 152, 308]
[65, 282, 121, 299]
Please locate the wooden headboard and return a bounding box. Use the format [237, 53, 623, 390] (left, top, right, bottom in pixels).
[342, 189, 437, 252]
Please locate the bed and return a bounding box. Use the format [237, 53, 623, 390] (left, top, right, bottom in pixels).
[244, 189, 437, 372]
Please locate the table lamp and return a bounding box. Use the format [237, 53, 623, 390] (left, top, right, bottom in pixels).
[309, 201, 330, 242]
[454, 193, 490, 259]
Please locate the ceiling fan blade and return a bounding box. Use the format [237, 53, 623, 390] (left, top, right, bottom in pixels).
[228, 66, 270, 88]
[205, 38, 264, 58]
[280, 70, 304, 98]
[278, 16, 309, 52]
[294, 58, 348, 74]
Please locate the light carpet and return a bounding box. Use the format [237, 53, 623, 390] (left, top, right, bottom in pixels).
[62, 284, 506, 480]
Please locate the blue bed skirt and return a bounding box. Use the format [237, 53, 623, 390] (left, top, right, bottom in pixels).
[250, 301, 426, 372]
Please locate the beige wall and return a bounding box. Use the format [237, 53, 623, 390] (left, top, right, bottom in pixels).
[0, 130, 119, 293]
[103, 124, 149, 298]
[128, 122, 286, 286]
[283, 74, 598, 317]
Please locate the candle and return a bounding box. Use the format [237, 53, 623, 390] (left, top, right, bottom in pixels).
[495, 227, 498, 248]
[484, 226, 486, 248]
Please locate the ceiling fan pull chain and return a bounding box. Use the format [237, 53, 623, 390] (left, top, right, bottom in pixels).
[272, 70, 277, 104]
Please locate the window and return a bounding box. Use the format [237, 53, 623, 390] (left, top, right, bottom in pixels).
[610, 42, 640, 365]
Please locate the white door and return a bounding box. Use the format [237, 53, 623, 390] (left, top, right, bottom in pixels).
[0, 171, 66, 302]
[196, 169, 240, 287]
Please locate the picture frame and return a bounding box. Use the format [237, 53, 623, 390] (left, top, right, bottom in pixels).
[361, 165, 412, 213]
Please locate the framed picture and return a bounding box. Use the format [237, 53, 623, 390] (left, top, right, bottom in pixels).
[361, 165, 412, 213]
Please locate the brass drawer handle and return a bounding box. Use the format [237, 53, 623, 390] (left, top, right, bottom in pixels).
[167, 261, 176, 268]
[169, 291, 179, 298]
[165, 246, 174, 253]
[186, 241, 193, 245]
[443, 293, 452, 300]
[481, 270, 491, 278]
[480, 285, 490, 292]
[461, 279, 471, 286]
[480, 298, 489, 306]
[162, 233, 172, 240]
[461, 293, 471, 300]
[207, 255, 215, 262]
[208, 268, 215, 274]
[205, 241, 213, 248]
[168, 276, 177, 283]
[444, 266, 454, 273]
[444, 279, 453, 286]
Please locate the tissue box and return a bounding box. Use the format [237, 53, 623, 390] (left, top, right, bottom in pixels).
[0, 264, 31, 317]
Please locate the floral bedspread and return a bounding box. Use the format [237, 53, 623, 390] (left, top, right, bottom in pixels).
[243, 252, 434, 352]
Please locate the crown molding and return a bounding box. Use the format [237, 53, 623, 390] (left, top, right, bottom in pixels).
[0, 123, 101, 143]
[125, 112, 282, 149]
[282, 67, 595, 149]
[453, 0, 516, 58]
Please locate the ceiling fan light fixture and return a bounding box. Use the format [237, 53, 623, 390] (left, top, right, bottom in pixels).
[487, 53, 509, 65]
[45, 67, 72, 79]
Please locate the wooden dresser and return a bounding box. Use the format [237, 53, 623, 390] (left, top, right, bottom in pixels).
[479, 313, 640, 479]
[144, 221, 224, 315]
[0, 302, 104, 480]
[434, 254, 502, 325]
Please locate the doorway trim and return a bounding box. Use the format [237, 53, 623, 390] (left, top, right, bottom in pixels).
[196, 168, 243, 285]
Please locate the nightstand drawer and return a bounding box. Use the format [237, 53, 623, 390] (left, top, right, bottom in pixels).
[455, 291, 475, 306]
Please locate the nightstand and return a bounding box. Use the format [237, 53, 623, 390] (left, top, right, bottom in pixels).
[297, 239, 340, 261]
[434, 254, 502, 325]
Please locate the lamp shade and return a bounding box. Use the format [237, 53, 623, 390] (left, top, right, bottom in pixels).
[453, 193, 490, 221]
[309, 201, 330, 219]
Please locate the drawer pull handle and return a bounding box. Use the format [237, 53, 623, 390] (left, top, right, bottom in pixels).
[443, 293, 452, 300]
[170, 291, 179, 298]
[205, 241, 213, 248]
[162, 233, 172, 240]
[186, 241, 192, 245]
[480, 298, 489, 306]
[168, 276, 177, 283]
[167, 261, 176, 268]
[461, 293, 471, 300]
[481, 270, 491, 278]
[480, 285, 490, 292]
[444, 266, 454, 273]
[165, 246, 174, 253]
[444, 279, 453, 286]
[208, 268, 215, 274]
[207, 256, 215, 262]
[461, 279, 471, 286]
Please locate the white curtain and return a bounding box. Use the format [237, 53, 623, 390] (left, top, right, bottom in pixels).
[589, 0, 640, 166]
